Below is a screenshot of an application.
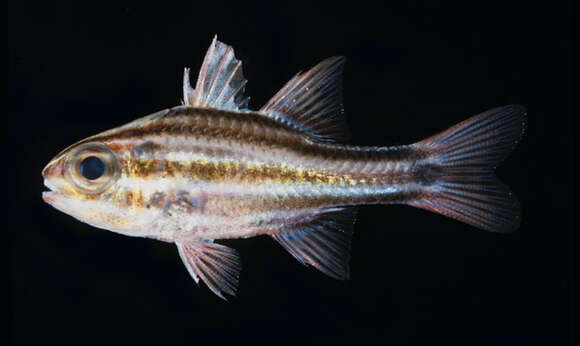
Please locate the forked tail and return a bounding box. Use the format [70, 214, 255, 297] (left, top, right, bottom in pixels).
[409, 105, 526, 232]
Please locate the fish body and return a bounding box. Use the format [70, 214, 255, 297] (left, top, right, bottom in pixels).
[42, 36, 525, 299]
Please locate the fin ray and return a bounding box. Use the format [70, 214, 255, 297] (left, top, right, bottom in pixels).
[183, 35, 249, 111]
[260, 57, 350, 142]
[410, 105, 526, 232]
[176, 239, 241, 300]
[271, 207, 357, 280]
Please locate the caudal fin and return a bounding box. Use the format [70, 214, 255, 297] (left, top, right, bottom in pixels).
[410, 105, 526, 232]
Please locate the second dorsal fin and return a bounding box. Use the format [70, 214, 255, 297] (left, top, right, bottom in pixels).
[260, 57, 350, 143]
[183, 35, 249, 111]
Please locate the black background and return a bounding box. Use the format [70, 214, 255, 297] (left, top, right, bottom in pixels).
[4, 1, 574, 345]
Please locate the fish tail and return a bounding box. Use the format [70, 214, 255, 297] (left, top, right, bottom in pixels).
[408, 105, 526, 232]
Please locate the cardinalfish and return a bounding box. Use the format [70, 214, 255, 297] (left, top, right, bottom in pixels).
[42, 36, 525, 299]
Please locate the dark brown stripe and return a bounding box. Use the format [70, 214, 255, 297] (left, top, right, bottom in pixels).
[92, 106, 428, 163]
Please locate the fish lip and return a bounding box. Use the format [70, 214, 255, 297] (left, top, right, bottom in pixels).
[43, 178, 57, 192]
[42, 190, 58, 204]
[42, 179, 60, 204]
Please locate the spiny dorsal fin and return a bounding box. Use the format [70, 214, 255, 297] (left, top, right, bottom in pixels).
[176, 239, 241, 300]
[271, 207, 357, 280]
[183, 35, 249, 111]
[260, 56, 350, 143]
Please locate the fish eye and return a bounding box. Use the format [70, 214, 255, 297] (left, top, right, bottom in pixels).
[80, 156, 106, 180]
[66, 142, 120, 194]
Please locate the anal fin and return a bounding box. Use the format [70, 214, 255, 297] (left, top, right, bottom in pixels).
[176, 239, 241, 300]
[271, 207, 357, 280]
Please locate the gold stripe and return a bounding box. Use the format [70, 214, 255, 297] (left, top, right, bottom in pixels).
[126, 157, 362, 186]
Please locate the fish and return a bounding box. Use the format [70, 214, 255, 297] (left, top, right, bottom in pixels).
[42, 36, 526, 299]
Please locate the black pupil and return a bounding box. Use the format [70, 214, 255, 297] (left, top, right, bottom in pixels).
[80, 156, 105, 180]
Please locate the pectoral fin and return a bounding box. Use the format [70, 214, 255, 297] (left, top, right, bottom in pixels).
[176, 239, 241, 300]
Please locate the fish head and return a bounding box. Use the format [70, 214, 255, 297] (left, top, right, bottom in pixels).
[42, 140, 145, 234]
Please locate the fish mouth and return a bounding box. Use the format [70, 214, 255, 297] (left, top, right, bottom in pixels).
[42, 180, 60, 204]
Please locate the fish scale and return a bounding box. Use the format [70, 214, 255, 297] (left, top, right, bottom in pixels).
[42, 36, 525, 300]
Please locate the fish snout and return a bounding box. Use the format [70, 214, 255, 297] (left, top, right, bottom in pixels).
[42, 159, 67, 205]
[42, 160, 64, 179]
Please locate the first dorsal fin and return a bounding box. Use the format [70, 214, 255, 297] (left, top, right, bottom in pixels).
[260, 56, 350, 142]
[183, 35, 249, 111]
